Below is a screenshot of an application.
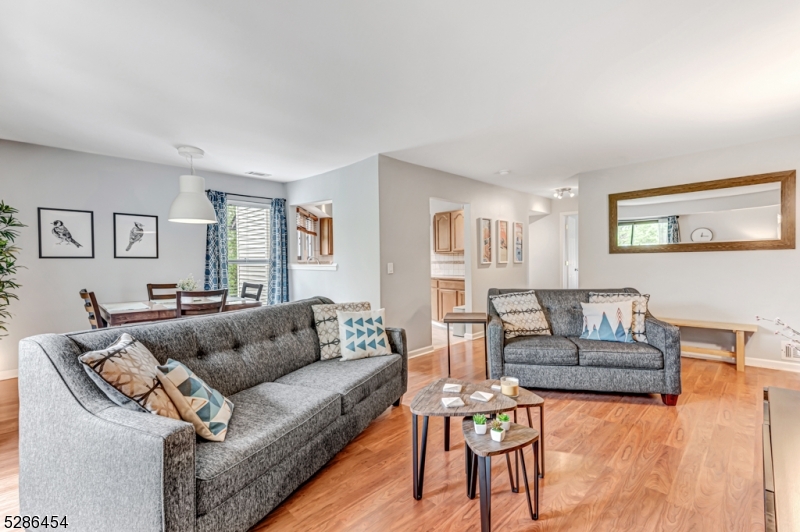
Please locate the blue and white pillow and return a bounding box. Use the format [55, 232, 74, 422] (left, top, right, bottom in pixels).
[156, 359, 234, 442]
[336, 309, 392, 360]
[579, 300, 635, 343]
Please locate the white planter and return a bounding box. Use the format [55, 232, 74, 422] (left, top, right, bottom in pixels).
[474, 423, 487, 435]
[500, 420, 511, 431]
[181, 296, 194, 304]
[491, 429, 505, 442]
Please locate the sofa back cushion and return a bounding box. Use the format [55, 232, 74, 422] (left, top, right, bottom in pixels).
[66, 297, 332, 398]
[487, 288, 640, 338]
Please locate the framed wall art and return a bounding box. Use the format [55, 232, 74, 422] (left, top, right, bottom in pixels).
[513, 221, 524, 263]
[480, 217, 492, 264]
[114, 213, 159, 258]
[497, 220, 508, 264]
[38, 208, 94, 259]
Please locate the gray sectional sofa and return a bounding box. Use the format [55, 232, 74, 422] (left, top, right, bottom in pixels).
[487, 288, 681, 405]
[18, 297, 407, 532]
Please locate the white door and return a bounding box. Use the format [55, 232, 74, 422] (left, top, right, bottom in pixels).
[563, 214, 579, 288]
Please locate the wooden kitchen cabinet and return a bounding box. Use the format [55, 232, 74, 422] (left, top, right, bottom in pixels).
[431, 278, 466, 322]
[319, 218, 333, 256]
[433, 210, 464, 253]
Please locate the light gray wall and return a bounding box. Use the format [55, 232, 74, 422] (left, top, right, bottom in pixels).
[285, 156, 381, 307]
[578, 134, 800, 366]
[529, 195, 579, 288]
[0, 140, 286, 376]
[379, 155, 548, 351]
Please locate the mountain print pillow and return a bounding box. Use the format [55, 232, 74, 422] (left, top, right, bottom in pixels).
[579, 300, 635, 343]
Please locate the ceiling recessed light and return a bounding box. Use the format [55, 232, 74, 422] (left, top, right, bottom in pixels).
[497, 169, 511, 176]
[245, 171, 271, 177]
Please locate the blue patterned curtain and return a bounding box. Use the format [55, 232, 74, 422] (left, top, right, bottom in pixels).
[667, 215, 680, 244]
[204, 190, 228, 290]
[268, 198, 289, 304]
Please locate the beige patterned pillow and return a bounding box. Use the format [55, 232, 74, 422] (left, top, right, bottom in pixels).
[79, 333, 180, 419]
[312, 302, 371, 359]
[489, 290, 551, 339]
[589, 292, 650, 343]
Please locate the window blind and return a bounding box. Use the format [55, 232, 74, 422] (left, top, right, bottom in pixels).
[227, 201, 271, 301]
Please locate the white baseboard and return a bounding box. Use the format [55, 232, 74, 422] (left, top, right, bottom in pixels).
[0, 369, 18, 381]
[408, 345, 435, 359]
[465, 331, 484, 340]
[681, 352, 800, 373]
[431, 321, 447, 329]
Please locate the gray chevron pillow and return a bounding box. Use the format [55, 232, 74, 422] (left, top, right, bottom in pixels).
[312, 302, 371, 359]
[489, 290, 551, 339]
[589, 292, 650, 343]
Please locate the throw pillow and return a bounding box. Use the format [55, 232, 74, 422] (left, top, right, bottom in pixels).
[156, 359, 234, 442]
[489, 290, 551, 339]
[579, 300, 635, 343]
[79, 333, 180, 419]
[312, 302, 371, 360]
[589, 292, 650, 343]
[336, 309, 392, 360]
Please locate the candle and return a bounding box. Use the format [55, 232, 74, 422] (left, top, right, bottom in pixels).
[500, 376, 519, 397]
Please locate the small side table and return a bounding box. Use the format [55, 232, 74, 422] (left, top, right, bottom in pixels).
[443, 312, 489, 379]
[480, 379, 545, 478]
[463, 419, 540, 531]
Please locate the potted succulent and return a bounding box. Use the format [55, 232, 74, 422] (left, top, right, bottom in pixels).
[498, 412, 511, 431]
[490, 419, 505, 442]
[473, 414, 487, 435]
[176, 274, 198, 303]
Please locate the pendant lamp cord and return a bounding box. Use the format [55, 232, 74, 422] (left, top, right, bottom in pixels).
[184, 154, 195, 175]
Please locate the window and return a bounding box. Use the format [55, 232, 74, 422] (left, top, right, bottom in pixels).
[296, 208, 318, 261]
[617, 219, 668, 246]
[227, 201, 270, 302]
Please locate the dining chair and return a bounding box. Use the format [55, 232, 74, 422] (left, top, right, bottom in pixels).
[175, 289, 228, 318]
[79, 289, 107, 329]
[241, 282, 264, 301]
[147, 283, 178, 301]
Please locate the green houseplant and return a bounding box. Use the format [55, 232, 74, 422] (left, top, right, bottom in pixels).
[0, 201, 24, 337]
[490, 419, 505, 442]
[498, 412, 511, 431]
[473, 414, 487, 434]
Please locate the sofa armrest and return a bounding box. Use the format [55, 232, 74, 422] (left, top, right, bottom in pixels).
[646, 315, 682, 395]
[385, 327, 408, 393]
[19, 338, 196, 532]
[487, 316, 505, 379]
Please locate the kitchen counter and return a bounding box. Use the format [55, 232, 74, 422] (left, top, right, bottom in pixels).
[432, 275, 465, 280]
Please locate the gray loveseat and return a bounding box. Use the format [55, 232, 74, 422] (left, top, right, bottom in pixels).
[19, 297, 407, 532]
[487, 288, 681, 405]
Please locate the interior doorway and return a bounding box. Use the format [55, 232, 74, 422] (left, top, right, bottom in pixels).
[561, 212, 579, 289]
[430, 198, 469, 349]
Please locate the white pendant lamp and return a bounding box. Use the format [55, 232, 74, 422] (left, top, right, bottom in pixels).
[168, 146, 218, 224]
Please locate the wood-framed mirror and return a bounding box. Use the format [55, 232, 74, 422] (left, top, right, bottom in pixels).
[609, 170, 795, 253]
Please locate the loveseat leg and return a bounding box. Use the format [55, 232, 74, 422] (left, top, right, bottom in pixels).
[661, 394, 678, 406]
[393, 396, 403, 407]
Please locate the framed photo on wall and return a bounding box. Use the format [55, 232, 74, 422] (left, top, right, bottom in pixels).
[480, 217, 492, 264]
[38, 208, 94, 259]
[513, 222, 524, 263]
[497, 220, 509, 264]
[114, 213, 159, 258]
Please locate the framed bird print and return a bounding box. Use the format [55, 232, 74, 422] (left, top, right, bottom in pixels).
[114, 213, 158, 258]
[497, 220, 509, 264]
[479, 217, 492, 264]
[38, 208, 94, 258]
[513, 222, 524, 263]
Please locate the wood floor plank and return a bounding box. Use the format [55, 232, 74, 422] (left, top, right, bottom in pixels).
[3, 340, 800, 531]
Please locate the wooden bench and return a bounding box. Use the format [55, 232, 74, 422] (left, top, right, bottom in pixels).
[662, 318, 758, 372]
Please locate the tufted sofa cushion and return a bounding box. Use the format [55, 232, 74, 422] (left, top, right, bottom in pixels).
[66, 297, 332, 398]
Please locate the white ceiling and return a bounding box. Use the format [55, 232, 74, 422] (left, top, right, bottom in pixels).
[2, 1, 800, 195]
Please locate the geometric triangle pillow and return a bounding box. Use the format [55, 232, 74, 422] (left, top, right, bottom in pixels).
[156, 359, 234, 442]
[336, 309, 392, 361]
[579, 300, 635, 343]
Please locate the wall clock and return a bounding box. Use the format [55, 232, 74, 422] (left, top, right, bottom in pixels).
[690, 227, 713, 242]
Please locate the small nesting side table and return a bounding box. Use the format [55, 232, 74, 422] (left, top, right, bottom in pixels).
[463, 419, 540, 531]
[443, 312, 489, 379]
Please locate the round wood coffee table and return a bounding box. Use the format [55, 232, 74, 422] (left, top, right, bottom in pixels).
[479, 379, 545, 477]
[463, 419, 540, 531]
[409, 378, 517, 500]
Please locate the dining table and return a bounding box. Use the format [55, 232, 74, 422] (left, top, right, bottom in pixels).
[98, 296, 261, 327]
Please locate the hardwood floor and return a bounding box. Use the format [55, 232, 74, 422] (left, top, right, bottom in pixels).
[2, 341, 798, 531]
